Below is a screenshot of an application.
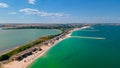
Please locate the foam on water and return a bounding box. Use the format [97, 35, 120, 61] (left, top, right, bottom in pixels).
[81, 30, 100, 31]
[71, 36, 105, 40]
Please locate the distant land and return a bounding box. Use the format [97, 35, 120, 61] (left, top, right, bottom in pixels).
[0, 23, 120, 29]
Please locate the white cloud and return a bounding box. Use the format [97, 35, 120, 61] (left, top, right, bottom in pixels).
[0, 3, 8, 8]
[28, 0, 36, 5]
[19, 8, 64, 17]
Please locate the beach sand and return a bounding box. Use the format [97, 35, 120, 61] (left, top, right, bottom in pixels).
[2, 26, 90, 68]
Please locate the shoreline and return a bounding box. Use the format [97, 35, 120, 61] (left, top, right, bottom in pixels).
[0, 29, 62, 55]
[1, 26, 90, 68]
[0, 46, 20, 56]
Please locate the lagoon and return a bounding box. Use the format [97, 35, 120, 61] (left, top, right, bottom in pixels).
[0, 29, 61, 55]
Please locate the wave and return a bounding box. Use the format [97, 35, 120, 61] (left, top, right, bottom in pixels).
[81, 30, 100, 31]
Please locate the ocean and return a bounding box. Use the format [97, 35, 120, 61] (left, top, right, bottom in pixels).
[0, 29, 61, 55]
[29, 25, 120, 68]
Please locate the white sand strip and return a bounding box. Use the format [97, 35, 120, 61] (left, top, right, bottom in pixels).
[2, 32, 70, 68]
[2, 26, 90, 68]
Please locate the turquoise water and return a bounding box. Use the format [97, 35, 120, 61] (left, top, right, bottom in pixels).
[29, 25, 120, 68]
[0, 29, 61, 54]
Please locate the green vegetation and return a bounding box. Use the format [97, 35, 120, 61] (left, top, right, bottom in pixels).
[0, 34, 60, 61]
[0, 23, 85, 64]
[2, 24, 83, 30]
[0, 25, 68, 61]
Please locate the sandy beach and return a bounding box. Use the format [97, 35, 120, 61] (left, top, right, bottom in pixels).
[2, 26, 90, 68]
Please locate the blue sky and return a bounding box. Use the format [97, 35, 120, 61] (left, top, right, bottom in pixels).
[0, 0, 120, 23]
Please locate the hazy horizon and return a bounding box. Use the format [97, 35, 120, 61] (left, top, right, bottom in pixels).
[0, 22, 92, 24]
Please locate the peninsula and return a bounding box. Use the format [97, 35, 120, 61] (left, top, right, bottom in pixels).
[0, 24, 90, 68]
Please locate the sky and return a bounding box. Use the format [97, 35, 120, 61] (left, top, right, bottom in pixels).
[0, 0, 120, 23]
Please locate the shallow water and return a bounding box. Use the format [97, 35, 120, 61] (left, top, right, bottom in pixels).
[29, 25, 120, 68]
[0, 29, 61, 54]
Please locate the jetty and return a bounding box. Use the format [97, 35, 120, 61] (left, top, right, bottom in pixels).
[71, 36, 105, 40]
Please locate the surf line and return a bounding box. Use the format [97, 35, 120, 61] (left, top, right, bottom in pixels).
[70, 36, 105, 40]
[80, 30, 100, 31]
